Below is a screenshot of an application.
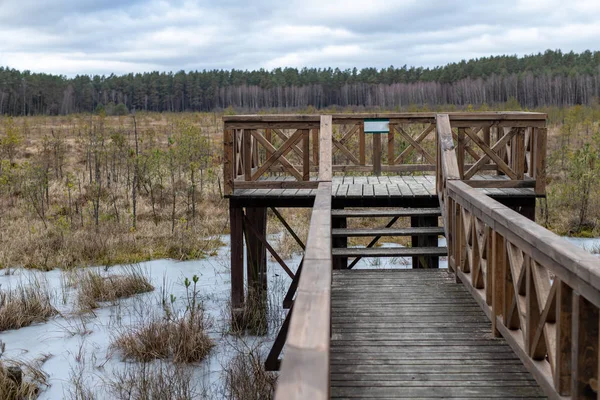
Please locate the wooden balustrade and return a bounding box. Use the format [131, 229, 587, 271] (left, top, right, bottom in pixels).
[436, 113, 600, 399]
[223, 112, 547, 194]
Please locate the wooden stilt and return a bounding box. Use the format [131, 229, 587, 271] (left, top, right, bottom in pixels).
[332, 209, 347, 269]
[230, 205, 244, 325]
[411, 215, 439, 268]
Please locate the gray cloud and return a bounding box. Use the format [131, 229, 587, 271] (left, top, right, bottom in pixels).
[0, 0, 598, 76]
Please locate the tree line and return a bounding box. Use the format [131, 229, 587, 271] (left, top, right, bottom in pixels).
[2, 49, 600, 115]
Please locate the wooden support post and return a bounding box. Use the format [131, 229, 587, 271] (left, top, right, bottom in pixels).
[411, 215, 439, 268]
[373, 133, 382, 176]
[359, 121, 365, 166]
[571, 292, 599, 399]
[388, 123, 395, 165]
[303, 129, 310, 181]
[555, 280, 572, 396]
[245, 207, 268, 331]
[491, 231, 506, 337]
[332, 209, 347, 269]
[230, 205, 244, 324]
[534, 127, 547, 195]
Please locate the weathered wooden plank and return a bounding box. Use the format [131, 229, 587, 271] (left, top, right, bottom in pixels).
[332, 227, 444, 237]
[332, 247, 447, 258]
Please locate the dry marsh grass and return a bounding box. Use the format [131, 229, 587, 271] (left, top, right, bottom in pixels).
[0, 357, 50, 400]
[224, 345, 276, 400]
[108, 362, 200, 400]
[0, 280, 57, 332]
[112, 311, 214, 364]
[76, 267, 154, 311]
[111, 275, 214, 364]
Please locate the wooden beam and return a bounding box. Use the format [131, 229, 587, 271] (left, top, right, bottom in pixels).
[275, 182, 332, 400]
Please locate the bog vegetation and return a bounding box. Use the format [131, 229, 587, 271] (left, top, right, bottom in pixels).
[0, 102, 598, 274]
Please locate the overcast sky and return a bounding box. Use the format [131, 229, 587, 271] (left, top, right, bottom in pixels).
[0, 0, 599, 76]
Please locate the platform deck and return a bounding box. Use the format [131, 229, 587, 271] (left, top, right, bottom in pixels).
[230, 175, 539, 207]
[330, 269, 546, 399]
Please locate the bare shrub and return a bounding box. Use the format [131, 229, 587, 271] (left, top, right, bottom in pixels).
[111, 275, 213, 364]
[76, 266, 154, 311]
[223, 345, 276, 400]
[0, 280, 57, 331]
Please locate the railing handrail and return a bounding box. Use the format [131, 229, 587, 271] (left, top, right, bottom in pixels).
[223, 111, 548, 124]
[275, 117, 333, 400]
[448, 179, 600, 308]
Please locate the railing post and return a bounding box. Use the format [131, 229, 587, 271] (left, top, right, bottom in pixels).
[373, 133, 381, 176]
[491, 231, 506, 337]
[224, 128, 234, 196]
[534, 127, 547, 195]
[319, 116, 332, 182]
[555, 280, 572, 395]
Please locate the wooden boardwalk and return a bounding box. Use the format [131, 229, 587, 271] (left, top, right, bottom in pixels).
[224, 113, 600, 399]
[330, 269, 546, 399]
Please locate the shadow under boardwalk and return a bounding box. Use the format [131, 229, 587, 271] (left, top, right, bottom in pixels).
[330, 269, 546, 399]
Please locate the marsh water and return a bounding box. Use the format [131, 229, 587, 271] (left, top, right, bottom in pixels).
[0, 234, 597, 399]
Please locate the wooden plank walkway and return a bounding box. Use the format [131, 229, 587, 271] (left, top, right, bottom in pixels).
[330, 269, 546, 399]
[231, 175, 539, 200]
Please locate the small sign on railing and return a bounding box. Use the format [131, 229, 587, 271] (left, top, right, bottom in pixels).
[364, 118, 389, 134]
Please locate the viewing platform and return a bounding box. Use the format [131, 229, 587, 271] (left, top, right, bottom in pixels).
[222, 112, 600, 399]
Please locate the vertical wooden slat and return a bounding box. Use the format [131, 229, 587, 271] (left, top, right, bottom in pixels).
[224, 128, 234, 196]
[571, 293, 599, 398]
[243, 129, 252, 180]
[555, 280, 572, 396]
[265, 128, 272, 160]
[485, 228, 493, 306]
[514, 128, 525, 180]
[373, 133, 381, 176]
[388, 123, 395, 166]
[457, 128, 465, 179]
[303, 129, 310, 181]
[534, 127, 547, 195]
[483, 125, 491, 165]
[359, 121, 366, 166]
[312, 128, 319, 166]
[492, 231, 506, 337]
[454, 204, 463, 282]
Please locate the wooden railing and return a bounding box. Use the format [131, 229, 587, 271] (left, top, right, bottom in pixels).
[274, 116, 333, 400]
[223, 112, 547, 195]
[436, 113, 600, 399]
